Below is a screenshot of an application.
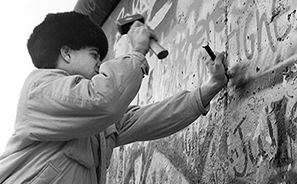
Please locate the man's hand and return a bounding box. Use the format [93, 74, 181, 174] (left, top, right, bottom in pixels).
[200, 51, 228, 107]
[206, 51, 228, 88]
[127, 21, 157, 56]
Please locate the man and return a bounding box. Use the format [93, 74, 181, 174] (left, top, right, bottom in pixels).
[0, 11, 228, 183]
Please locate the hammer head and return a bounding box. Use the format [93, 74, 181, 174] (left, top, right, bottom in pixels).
[116, 14, 145, 34]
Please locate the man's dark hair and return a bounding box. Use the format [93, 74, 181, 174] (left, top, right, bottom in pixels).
[27, 11, 108, 68]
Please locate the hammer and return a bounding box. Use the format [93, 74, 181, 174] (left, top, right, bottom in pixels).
[116, 14, 169, 59]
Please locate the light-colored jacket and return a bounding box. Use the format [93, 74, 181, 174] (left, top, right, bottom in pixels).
[0, 52, 208, 184]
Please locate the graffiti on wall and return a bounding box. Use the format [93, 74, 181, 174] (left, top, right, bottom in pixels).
[113, 0, 297, 98]
[104, 0, 297, 183]
[106, 92, 297, 183]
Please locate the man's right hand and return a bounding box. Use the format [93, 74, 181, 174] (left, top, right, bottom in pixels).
[127, 21, 157, 56]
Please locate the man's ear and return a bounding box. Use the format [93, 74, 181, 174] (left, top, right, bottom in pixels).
[60, 45, 72, 63]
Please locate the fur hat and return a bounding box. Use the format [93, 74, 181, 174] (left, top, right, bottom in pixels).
[27, 11, 108, 68]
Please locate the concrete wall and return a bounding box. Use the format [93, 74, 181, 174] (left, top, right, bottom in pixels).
[101, 0, 297, 183]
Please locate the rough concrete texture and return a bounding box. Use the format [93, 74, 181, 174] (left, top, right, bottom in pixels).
[99, 0, 297, 183]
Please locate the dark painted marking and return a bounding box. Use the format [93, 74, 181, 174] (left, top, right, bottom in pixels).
[272, 96, 290, 168]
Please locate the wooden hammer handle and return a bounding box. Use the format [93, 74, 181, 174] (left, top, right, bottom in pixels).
[149, 39, 168, 59]
[116, 14, 168, 59]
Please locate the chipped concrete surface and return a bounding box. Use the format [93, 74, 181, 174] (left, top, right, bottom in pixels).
[99, 0, 297, 183]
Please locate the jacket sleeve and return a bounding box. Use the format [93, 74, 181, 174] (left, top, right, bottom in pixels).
[114, 88, 209, 147]
[24, 52, 148, 141]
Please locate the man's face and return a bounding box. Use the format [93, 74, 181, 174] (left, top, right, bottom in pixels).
[68, 46, 102, 79]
